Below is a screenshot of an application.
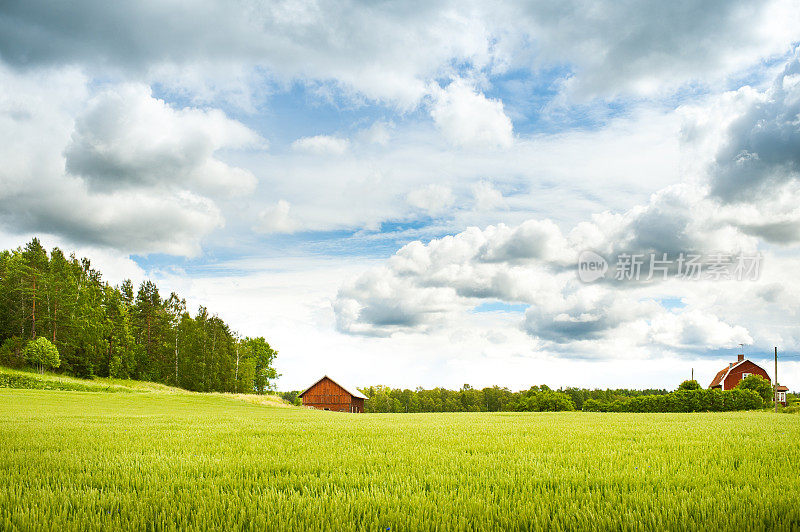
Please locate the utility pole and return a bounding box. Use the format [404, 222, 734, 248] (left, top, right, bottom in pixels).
[774, 346, 778, 413]
[691, 368, 694, 381]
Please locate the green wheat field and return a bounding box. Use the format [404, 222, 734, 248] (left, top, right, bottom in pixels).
[2, 388, 799, 531]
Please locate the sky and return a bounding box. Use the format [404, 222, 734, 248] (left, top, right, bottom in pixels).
[2, 0, 800, 391]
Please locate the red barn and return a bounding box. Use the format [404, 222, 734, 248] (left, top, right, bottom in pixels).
[709, 354, 771, 391]
[299, 375, 367, 413]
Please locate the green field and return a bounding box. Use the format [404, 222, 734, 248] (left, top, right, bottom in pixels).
[1, 390, 799, 531]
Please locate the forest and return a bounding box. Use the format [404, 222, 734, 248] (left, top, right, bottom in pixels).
[0, 239, 278, 393]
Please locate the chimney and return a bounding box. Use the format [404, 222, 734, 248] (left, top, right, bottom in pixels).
[737, 354, 744, 362]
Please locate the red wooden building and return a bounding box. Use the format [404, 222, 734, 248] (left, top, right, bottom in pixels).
[776, 385, 789, 406]
[299, 375, 367, 413]
[709, 354, 771, 391]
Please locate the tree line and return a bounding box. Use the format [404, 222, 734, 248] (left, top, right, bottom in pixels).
[342, 384, 671, 413]
[345, 377, 775, 413]
[0, 239, 278, 393]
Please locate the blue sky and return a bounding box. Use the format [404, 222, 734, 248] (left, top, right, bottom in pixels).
[1, 0, 800, 390]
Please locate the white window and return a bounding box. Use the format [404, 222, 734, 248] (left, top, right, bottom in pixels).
[741, 373, 751, 379]
[777, 391, 786, 403]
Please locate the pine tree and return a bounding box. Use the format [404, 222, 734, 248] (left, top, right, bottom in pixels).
[0, 239, 279, 393]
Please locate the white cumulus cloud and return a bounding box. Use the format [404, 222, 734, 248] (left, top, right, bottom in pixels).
[291, 135, 350, 155]
[407, 184, 455, 216]
[255, 200, 299, 234]
[65, 83, 261, 196]
[430, 79, 514, 148]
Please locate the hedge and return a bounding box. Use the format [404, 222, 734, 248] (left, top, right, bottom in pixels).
[582, 388, 763, 412]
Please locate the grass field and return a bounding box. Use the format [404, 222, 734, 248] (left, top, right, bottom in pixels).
[1, 389, 799, 531]
[0, 366, 289, 407]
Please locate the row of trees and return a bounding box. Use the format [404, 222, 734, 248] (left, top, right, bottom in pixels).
[354, 384, 670, 413]
[0, 239, 278, 393]
[349, 378, 774, 413]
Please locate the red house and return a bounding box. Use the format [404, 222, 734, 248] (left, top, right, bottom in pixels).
[299, 375, 367, 413]
[709, 354, 771, 391]
[776, 385, 789, 406]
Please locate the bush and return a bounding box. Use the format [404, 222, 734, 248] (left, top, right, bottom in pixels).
[677, 379, 701, 391]
[23, 338, 60, 374]
[279, 390, 303, 406]
[735, 375, 773, 405]
[512, 389, 576, 412]
[723, 388, 763, 411]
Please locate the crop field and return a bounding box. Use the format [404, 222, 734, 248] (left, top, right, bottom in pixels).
[1, 390, 799, 531]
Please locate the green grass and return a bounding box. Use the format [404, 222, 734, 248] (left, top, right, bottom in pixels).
[0, 366, 288, 407]
[1, 390, 798, 531]
[0, 366, 185, 393]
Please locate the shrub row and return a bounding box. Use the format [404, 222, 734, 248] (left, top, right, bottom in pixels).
[582, 388, 763, 412]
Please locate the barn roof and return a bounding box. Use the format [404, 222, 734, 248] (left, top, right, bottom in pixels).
[298, 375, 368, 399]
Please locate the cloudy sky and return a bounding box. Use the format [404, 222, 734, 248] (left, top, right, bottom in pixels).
[2, 0, 800, 391]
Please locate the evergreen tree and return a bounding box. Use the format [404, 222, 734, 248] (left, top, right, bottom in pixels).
[0, 239, 278, 393]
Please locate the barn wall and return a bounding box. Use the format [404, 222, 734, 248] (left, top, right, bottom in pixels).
[301, 377, 363, 412]
[352, 397, 364, 413]
[723, 361, 771, 390]
[304, 401, 353, 412]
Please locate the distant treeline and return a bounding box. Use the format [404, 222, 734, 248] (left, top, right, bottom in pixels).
[344, 385, 671, 413]
[283, 383, 766, 413]
[0, 239, 278, 393]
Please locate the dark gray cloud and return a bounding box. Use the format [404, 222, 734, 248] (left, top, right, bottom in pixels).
[738, 220, 800, 244]
[0, 0, 239, 69]
[517, 0, 793, 97]
[522, 301, 620, 344]
[0, 0, 793, 103]
[477, 220, 565, 263]
[710, 60, 800, 202]
[358, 304, 425, 328]
[1, 188, 223, 257]
[0, 0, 480, 105]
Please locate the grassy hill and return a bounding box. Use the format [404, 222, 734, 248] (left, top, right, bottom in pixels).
[1, 387, 799, 530]
[0, 366, 289, 407]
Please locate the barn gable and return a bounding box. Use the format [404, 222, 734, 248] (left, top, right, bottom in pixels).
[299, 375, 367, 413]
[298, 375, 367, 399]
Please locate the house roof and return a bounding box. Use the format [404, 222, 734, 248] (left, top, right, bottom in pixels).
[776, 385, 789, 392]
[298, 375, 368, 399]
[709, 358, 770, 389]
[709, 366, 729, 388]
